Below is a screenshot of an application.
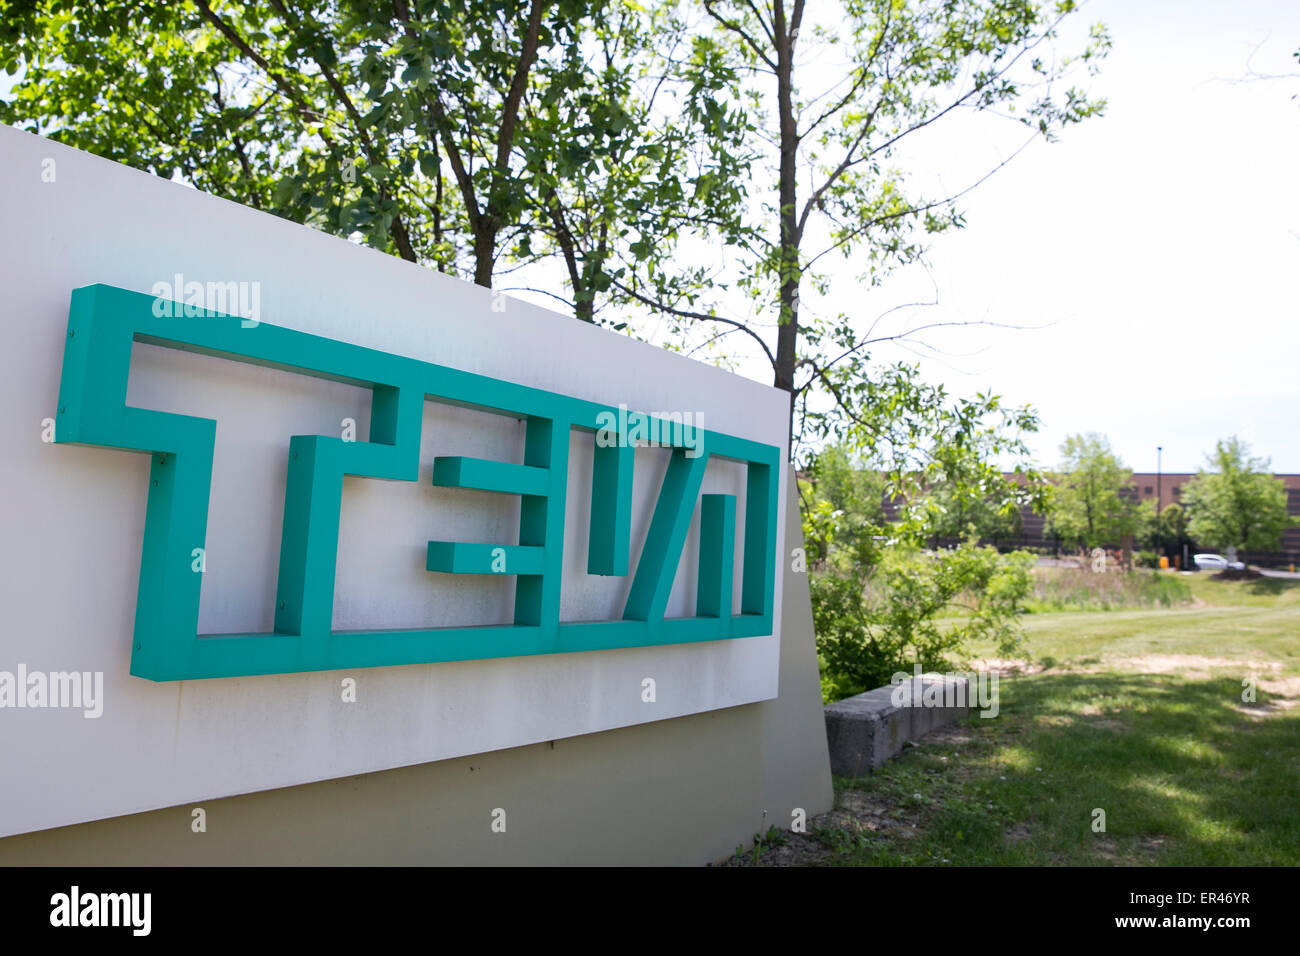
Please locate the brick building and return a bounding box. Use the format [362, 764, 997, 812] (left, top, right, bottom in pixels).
[1011, 472, 1300, 566]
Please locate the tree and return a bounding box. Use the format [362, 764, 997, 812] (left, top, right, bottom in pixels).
[1235, 43, 1300, 104]
[798, 443, 886, 571]
[909, 393, 1046, 543]
[1044, 432, 1135, 551]
[1182, 437, 1294, 561]
[614, 0, 1109, 449]
[2, 0, 1110, 456]
[804, 388, 1045, 551]
[813, 541, 1033, 699]
[1136, 499, 1189, 555]
[3, 0, 526, 271]
[802, 395, 1042, 700]
[513, 4, 753, 322]
[0, 0, 749, 319]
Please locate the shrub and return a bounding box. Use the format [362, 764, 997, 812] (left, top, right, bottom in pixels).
[1026, 567, 1192, 612]
[812, 543, 1035, 702]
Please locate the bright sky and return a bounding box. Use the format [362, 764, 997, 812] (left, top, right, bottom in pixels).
[839, 0, 1300, 474]
[3, 0, 1296, 474]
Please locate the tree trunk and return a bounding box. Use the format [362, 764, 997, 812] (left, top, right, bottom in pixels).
[772, 0, 801, 452]
[472, 227, 494, 288]
[433, 147, 446, 274]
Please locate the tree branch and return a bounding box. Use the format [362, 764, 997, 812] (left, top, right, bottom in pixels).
[702, 0, 777, 70]
[611, 279, 777, 369]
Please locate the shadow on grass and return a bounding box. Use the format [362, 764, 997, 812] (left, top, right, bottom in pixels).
[827, 670, 1299, 866]
[1242, 576, 1300, 597]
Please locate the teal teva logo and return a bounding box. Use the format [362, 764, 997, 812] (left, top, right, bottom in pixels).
[55, 285, 779, 681]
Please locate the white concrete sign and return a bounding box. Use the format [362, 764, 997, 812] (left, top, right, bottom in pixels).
[0, 127, 789, 837]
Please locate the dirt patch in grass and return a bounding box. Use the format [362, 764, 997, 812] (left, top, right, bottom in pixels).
[909, 724, 989, 781]
[967, 657, 1044, 675]
[716, 727, 961, 866]
[924, 724, 977, 746]
[715, 789, 906, 867]
[1091, 835, 1120, 862]
[1233, 674, 1300, 716]
[714, 829, 835, 867]
[1120, 654, 1281, 672]
[1073, 654, 1285, 679]
[1076, 704, 1126, 730]
[1259, 674, 1300, 698]
[1033, 713, 1074, 728]
[1005, 823, 1031, 844]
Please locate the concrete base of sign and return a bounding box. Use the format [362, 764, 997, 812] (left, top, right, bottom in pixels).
[824, 676, 972, 777]
[0, 467, 831, 865]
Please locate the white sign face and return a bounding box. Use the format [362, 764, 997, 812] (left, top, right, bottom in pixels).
[0, 128, 789, 838]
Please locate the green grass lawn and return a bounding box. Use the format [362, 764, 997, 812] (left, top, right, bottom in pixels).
[806, 574, 1300, 866]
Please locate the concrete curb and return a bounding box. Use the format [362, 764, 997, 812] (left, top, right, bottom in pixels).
[824, 675, 973, 777]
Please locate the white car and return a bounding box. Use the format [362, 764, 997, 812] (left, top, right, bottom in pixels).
[1194, 553, 1245, 571]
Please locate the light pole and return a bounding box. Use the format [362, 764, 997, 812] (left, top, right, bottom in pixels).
[1156, 446, 1163, 564]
